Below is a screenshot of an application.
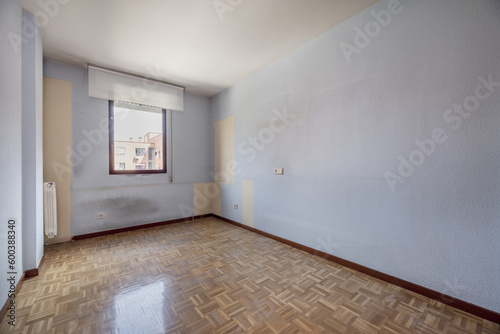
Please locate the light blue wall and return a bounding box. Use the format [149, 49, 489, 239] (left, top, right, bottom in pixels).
[210, 0, 500, 312]
[0, 0, 24, 305]
[22, 10, 44, 272]
[44, 60, 211, 236]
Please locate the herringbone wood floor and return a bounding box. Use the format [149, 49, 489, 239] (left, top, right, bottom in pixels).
[1, 218, 499, 334]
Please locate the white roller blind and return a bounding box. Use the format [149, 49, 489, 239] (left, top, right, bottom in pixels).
[88, 65, 184, 111]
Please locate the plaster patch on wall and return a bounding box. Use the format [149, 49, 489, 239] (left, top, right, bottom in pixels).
[213, 116, 235, 216]
[242, 180, 254, 227]
[213, 183, 222, 216]
[214, 116, 235, 184]
[43, 77, 72, 244]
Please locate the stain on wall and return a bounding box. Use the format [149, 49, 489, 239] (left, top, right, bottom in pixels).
[242, 180, 254, 227]
[84, 196, 160, 218]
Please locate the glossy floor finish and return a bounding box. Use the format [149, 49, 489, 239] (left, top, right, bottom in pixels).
[1, 218, 499, 334]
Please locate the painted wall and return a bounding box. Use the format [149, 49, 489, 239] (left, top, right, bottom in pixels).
[22, 10, 44, 270]
[43, 77, 72, 244]
[43, 60, 211, 236]
[0, 0, 24, 303]
[210, 0, 500, 313]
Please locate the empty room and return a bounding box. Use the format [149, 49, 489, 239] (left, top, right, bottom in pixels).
[1, 0, 499, 333]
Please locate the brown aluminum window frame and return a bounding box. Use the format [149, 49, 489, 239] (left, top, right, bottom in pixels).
[109, 100, 167, 175]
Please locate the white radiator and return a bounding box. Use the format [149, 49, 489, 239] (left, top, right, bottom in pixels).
[43, 182, 57, 238]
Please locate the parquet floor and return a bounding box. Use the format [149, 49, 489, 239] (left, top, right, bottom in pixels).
[1, 218, 499, 334]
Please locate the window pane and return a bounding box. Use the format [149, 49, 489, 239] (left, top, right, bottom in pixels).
[135, 148, 146, 156]
[111, 101, 165, 173]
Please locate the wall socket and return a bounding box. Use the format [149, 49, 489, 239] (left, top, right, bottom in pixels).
[97, 213, 105, 219]
[234, 204, 238, 209]
[274, 168, 284, 175]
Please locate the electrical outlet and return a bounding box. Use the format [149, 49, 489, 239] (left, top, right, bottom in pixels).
[97, 213, 105, 219]
[274, 168, 284, 175]
[234, 204, 238, 209]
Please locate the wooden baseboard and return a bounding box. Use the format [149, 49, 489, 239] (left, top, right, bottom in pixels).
[72, 215, 211, 241]
[25, 254, 45, 278]
[210, 214, 500, 324]
[24, 269, 37, 278]
[0, 273, 25, 325]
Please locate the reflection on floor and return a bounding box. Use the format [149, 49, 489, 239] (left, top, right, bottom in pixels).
[1, 218, 499, 333]
[113, 281, 168, 333]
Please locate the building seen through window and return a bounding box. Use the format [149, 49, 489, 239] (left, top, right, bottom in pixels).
[109, 101, 166, 174]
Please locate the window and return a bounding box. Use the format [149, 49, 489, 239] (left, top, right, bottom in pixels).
[109, 101, 167, 174]
[135, 148, 146, 157]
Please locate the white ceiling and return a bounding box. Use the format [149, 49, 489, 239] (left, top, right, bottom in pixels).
[20, 0, 378, 97]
